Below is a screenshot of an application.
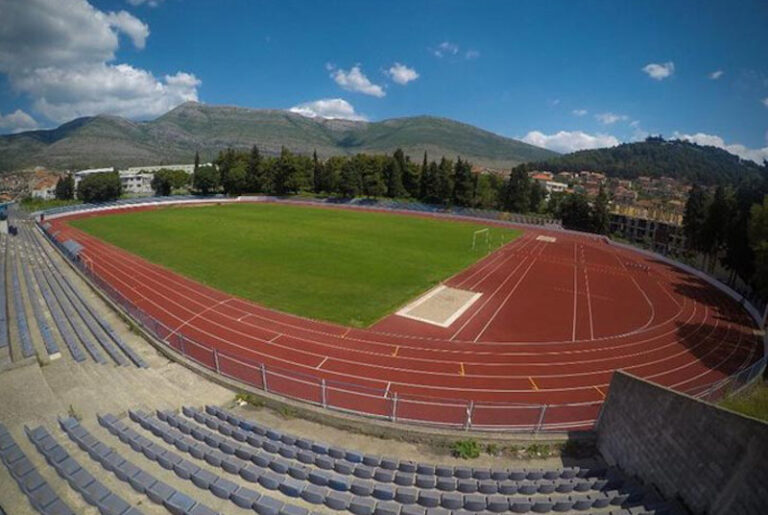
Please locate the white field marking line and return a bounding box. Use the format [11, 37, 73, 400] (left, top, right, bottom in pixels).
[609, 247, 656, 333]
[269, 334, 281, 343]
[165, 297, 234, 340]
[450, 240, 544, 340]
[473, 243, 547, 342]
[397, 290, 483, 328]
[316, 356, 329, 369]
[384, 381, 392, 398]
[465, 235, 539, 290]
[85, 230, 699, 365]
[572, 242, 578, 342]
[582, 247, 595, 340]
[76, 225, 752, 377]
[99, 246, 741, 384]
[453, 234, 531, 289]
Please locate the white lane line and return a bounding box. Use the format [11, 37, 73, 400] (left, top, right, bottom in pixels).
[166, 297, 232, 340]
[384, 381, 392, 398]
[450, 240, 542, 340]
[571, 243, 578, 342]
[474, 254, 541, 342]
[583, 247, 595, 340]
[316, 356, 329, 369]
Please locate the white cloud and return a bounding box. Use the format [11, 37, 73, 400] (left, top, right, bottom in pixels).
[673, 132, 768, 165]
[104, 11, 149, 49]
[709, 70, 724, 80]
[127, 0, 162, 6]
[330, 65, 385, 97]
[595, 112, 628, 124]
[572, 109, 588, 116]
[0, 0, 199, 124]
[762, 97, 768, 108]
[0, 109, 39, 134]
[289, 98, 366, 121]
[387, 63, 419, 85]
[522, 130, 620, 153]
[433, 41, 459, 58]
[642, 61, 675, 80]
[431, 41, 478, 60]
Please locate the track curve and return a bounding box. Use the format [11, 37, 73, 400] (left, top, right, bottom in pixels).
[44, 200, 764, 430]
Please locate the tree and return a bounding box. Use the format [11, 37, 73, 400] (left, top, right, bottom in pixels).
[421, 161, 441, 203]
[452, 158, 474, 207]
[77, 171, 122, 203]
[529, 181, 544, 213]
[151, 173, 172, 196]
[193, 151, 200, 174]
[700, 185, 734, 268]
[192, 165, 219, 194]
[312, 150, 322, 194]
[749, 196, 768, 298]
[338, 158, 362, 197]
[246, 145, 262, 192]
[558, 193, 593, 232]
[54, 174, 75, 200]
[683, 184, 710, 253]
[591, 184, 609, 234]
[402, 157, 420, 198]
[504, 168, 531, 213]
[384, 149, 406, 198]
[223, 162, 248, 195]
[437, 157, 454, 204]
[272, 147, 301, 195]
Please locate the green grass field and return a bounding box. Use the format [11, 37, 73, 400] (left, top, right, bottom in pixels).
[71, 203, 520, 327]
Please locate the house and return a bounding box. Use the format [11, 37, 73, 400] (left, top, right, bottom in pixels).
[31, 176, 59, 200]
[609, 204, 686, 254]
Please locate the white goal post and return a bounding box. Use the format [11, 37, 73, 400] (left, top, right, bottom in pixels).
[472, 228, 490, 251]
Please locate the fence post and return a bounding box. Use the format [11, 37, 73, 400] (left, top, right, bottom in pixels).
[464, 401, 474, 431]
[213, 348, 220, 373]
[535, 405, 547, 433]
[321, 379, 327, 409]
[261, 363, 268, 392]
[391, 393, 398, 422]
[180, 334, 186, 355]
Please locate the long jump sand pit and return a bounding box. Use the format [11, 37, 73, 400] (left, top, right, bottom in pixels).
[395, 285, 482, 327]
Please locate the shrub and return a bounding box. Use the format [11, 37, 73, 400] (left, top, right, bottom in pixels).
[451, 439, 481, 459]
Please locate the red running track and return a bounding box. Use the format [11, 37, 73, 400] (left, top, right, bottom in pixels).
[45, 201, 764, 430]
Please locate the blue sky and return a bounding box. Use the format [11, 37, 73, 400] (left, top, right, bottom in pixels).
[1, 0, 767, 161]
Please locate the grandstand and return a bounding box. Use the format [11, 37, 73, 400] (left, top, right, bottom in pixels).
[0, 196, 766, 514]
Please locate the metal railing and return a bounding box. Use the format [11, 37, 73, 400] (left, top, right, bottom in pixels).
[35, 199, 766, 432]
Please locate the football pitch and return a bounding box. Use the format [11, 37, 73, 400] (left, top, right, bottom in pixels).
[71, 203, 520, 327]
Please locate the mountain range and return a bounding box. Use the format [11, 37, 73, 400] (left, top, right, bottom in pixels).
[0, 102, 557, 172]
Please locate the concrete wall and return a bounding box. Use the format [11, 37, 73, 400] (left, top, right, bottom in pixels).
[597, 371, 768, 514]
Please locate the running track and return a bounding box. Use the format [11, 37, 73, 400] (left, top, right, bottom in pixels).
[43, 201, 764, 430]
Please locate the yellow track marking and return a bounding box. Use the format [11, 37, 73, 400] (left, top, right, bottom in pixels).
[528, 377, 539, 391]
[459, 363, 465, 376]
[392, 346, 399, 357]
[594, 386, 606, 399]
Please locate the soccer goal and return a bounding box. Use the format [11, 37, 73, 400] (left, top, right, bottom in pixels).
[472, 228, 490, 251]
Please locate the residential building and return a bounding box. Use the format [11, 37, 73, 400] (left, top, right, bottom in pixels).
[609, 204, 686, 255]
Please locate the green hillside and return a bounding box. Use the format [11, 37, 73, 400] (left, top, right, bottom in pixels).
[0, 102, 557, 172]
[519, 137, 767, 186]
